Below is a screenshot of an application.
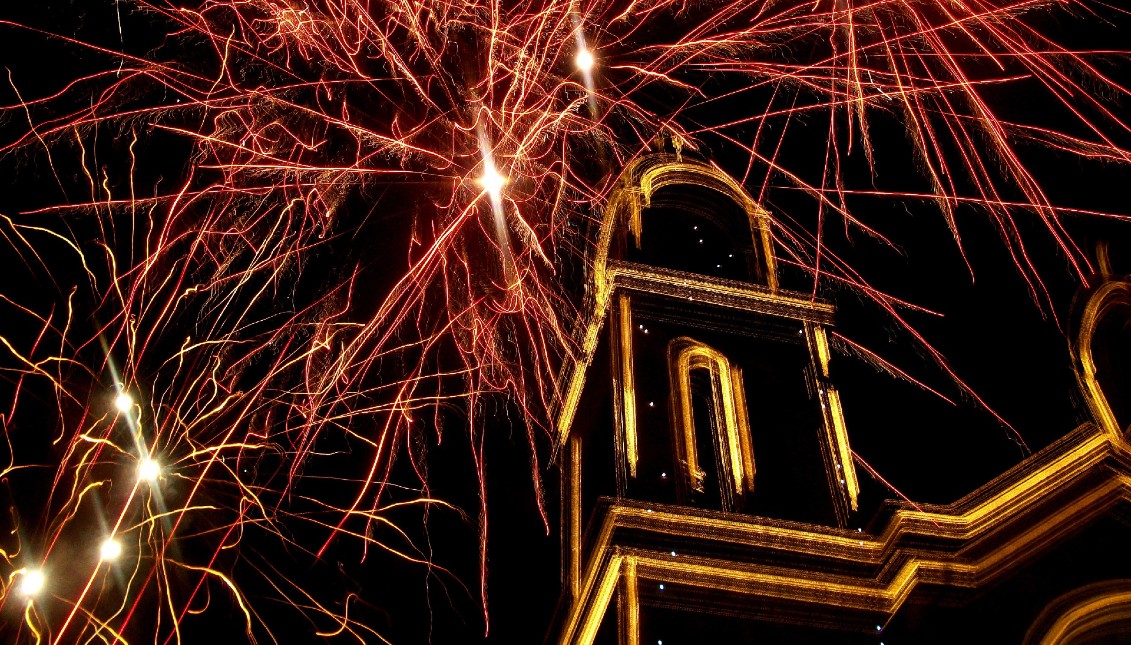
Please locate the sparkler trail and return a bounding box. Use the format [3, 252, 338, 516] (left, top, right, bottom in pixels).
[0, 0, 1128, 641]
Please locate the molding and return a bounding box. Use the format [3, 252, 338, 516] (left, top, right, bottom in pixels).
[553, 262, 834, 444]
[557, 423, 1131, 644]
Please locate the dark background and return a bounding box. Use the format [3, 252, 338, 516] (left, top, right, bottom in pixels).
[1, 1, 1128, 643]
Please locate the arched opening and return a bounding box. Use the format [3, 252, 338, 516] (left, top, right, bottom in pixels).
[629, 184, 757, 283]
[668, 337, 755, 511]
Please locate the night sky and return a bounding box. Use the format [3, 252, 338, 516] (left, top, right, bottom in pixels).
[0, 1, 1129, 643]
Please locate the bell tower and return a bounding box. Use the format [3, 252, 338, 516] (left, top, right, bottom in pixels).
[552, 153, 860, 644]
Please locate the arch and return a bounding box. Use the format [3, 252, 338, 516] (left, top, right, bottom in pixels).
[668, 337, 756, 501]
[591, 155, 778, 306]
[1075, 280, 1131, 441]
[1024, 580, 1131, 645]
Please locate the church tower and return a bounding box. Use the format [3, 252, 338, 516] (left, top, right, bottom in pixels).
[548, 155, 1131, 645]
[551, 152, 862, 644]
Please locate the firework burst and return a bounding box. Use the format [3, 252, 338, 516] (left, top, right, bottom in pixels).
[0, 0, 1127, 641]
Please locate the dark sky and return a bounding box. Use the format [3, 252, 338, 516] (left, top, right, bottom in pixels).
[0, 1, 1128, 643]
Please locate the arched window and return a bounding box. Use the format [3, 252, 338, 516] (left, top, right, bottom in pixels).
[668, 337, 755, 509]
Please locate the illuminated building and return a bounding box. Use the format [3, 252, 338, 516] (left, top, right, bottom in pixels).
[547, 152, 1131, 644]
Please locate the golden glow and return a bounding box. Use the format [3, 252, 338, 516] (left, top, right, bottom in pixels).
[570, 434, 582, 599]
[576, 555, 623, 645]
[806, 322, 859, 516]
[731, 364, 756, 493]
[615, 295, 639, 477]
[669, 338, 755, 496]
[813, 326, 831, 377]
[827, 388, 859, 510]
[618, 557, 639, 645]
[1075, 279, 1130, 440]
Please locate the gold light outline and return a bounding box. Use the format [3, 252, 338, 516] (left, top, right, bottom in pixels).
[613, 294, 639, 478]
[1076, 279, 1131, 441]
[556, 155, 869, 634]
[556, 154, 784, 448]
[806, 321, 859, 514]
[558, 423, 1130, 644]
[600, 154, 778, 291]
[618, 557, 639, 645]
[555, 264, 833, 445]
[668, 338, 756, 498]
[1024, 580, 1131, 645]
[569, 434, 583, 599]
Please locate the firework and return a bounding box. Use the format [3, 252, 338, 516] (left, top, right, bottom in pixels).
[0, 0, 1127, 641]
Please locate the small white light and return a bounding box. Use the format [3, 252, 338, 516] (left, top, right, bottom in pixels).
[728, 254, 733, 258]
[876, 625, 883, 631]
[648, 401, 654, 407]
[18, 569, 45, 597]
[670, 551, 677, 556]
[114, 392, 134, 413]
[100, 538, 122, 562]
[658, 584, 665, 590]
[138, 458, 161, 482]
[661, 472, 667, 478]
[698, 239, 703, 243]
[576, 48, 595, 72]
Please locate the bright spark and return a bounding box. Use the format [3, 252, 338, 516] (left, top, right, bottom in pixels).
[478, 163, 506, 203]
[113, 391, 133, 413]
[99, 538, 122, 562]
[138, 458, 160, 482]
[18, 569, 45, 597]
[576, 48, 594, 73]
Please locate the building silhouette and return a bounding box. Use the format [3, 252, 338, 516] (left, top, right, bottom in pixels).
[547, 152, 1131, 644]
